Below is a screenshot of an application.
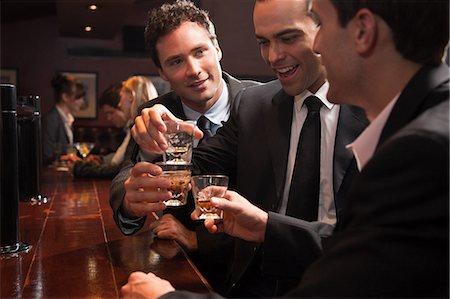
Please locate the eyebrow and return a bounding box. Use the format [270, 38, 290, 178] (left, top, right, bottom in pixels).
[255, 28, 302, 40]
[163, 54, 181, 65]
[163, 43, 210, 65]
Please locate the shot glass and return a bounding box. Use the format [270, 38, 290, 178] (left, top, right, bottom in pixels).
[191, 175, 229, 220]
[163, 120, 196, 164]
[156, 162, 191, 206]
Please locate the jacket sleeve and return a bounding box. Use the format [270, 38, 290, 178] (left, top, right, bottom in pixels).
[109, 138, 147, 235]
[285, 131, 449, 298]
[261, 212, 331, 279]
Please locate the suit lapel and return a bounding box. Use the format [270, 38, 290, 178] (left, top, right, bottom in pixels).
[333, 105, 368, 197]
[265, 89, 293, 205]
[160, 92, 187, 120]
[223, 72, 242, 102]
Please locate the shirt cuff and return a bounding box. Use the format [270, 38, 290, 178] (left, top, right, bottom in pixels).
[118, 211, 145, 235]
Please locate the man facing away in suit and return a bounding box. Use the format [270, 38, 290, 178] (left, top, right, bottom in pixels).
[121, 0, 449, 298]
[109, 0, 259, 241]
[125, 0, 367, 297]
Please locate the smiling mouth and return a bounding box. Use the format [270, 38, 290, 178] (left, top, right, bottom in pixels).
[275, 65, 299, 79]
[188, 78, 208, 88]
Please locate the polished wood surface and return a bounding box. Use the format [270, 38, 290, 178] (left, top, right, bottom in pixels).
[1, 168, 211, 298]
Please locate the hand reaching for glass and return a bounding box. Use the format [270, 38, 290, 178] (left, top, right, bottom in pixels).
[131, 104, 203, 155]
[122, 162, 173, 217]
[191, 190, 269, 243]
[191, 175, 229, 220]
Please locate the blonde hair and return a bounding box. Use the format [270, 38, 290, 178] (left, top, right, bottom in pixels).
[121, 76, 158, 119]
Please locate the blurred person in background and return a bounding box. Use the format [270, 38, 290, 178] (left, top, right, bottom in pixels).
[66, 76, 158, 179]
[42, 73, 85, 166]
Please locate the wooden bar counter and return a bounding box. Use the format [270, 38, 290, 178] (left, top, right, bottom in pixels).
[1, 168, 211, 298]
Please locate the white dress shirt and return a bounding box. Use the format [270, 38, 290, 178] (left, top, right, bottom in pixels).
[182, 78, 230, 146]
[55, 105, 74, 145]
[123, 79, 230, 233]
[278, 81, 340, 226]
[347, 94, 400, 171]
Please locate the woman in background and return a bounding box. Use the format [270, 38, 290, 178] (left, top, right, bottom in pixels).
[70, 76, 158, 178]
[42, 73, 85, 165]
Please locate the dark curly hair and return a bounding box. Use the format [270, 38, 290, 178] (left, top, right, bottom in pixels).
[144, 0, 218, 68]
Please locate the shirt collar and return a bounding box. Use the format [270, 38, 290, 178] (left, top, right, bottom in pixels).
[347, 94, 400, 171]
[55, 105, 74, 127]
[293, 81, 334, 110]
[182, 78, 230, 125]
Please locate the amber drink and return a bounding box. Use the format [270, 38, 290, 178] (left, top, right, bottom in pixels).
[191, 175, 229, 220]
[74, 142, 95, 160]
[156, 162, 191, 206]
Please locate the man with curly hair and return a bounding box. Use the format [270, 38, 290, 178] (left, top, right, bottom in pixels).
[109, 1, 259, 285]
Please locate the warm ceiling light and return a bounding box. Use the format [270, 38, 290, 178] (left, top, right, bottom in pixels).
[88, 4, 98, 11]
[84, 26, 93, 32]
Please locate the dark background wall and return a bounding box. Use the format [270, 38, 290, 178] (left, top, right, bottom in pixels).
[1, 0, 275, 128]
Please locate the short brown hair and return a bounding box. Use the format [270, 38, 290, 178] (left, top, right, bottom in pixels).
[144, 0, 217, 68]
[50, 73, 85, 103]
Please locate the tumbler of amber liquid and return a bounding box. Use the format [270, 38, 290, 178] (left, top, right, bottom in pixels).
[156, 162, 191, 207]
[191, 175, 229, 220]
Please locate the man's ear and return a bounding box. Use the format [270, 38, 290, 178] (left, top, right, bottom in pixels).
[216, 45, 223, 62]
[354, 8, 377, 56]
[158, 67, 168, 81]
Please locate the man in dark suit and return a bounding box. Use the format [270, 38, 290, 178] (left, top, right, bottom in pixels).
[125, 0, 367, 297]
[119, 0, 448, 298]
[110, 0, 259, 238]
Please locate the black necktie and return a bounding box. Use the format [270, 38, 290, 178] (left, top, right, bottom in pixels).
[286, 96, 322, 221]
[197, 115, 213, 145]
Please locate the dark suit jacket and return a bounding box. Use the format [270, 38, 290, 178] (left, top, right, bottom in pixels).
[190, 80, 368, 296]
[109, 72, 259, 233]
[263, 63, 449, 298]
[42, 106, 70, 165]
[160, 64, 449, 299]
